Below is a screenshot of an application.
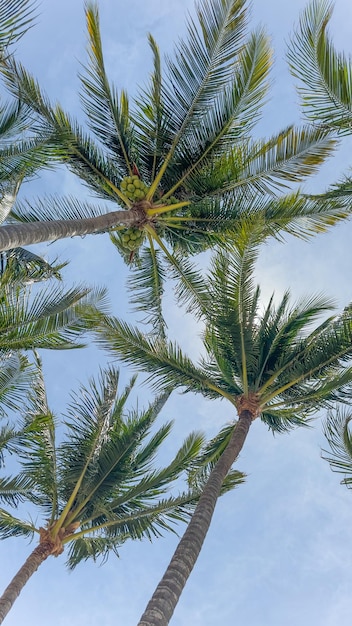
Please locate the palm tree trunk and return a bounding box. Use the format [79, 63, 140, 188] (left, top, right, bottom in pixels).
[0, 209, 140, 252]
[137, 409, 253, 626]
[0, 541, 52, 623]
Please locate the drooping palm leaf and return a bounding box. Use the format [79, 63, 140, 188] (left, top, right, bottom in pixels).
[0, 247, 64, 283]
[0, 353, 33, 415]
[0, 282, 109, 351]
[322, 408, 352, 485]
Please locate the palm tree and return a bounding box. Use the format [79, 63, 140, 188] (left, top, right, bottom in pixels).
[97, 235, 352, 625]
[0, 361, 243, 623]
[0, 0, 349, 271]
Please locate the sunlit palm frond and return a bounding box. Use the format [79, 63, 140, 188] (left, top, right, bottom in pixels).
[0, 180, 19, 224]
[288, 0, 352, 131]
[79, 3, 134, 172]
[165, 27, 271, 187]
[133, 35, 174, 183]
[17, 358, 59, 518]
[164, 0, 248, 132]
[146, 0, 248, 197]
[198, 125, 336, 198]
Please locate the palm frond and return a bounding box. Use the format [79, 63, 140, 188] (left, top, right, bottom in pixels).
[0, 180, 19, 224]
[79, 3, 134, 172]
[0, 475, 35, 506]
[186, 422, 245, 490]
[0, 353, 34, 415]
[0, 0, 37, 49]
[17, 356, 59, 518]
[2, 57, 126, 202]
[97, 316, 222, 399]
[133, 35, 174, 182]
[199, 125, 336, 198]
[322, 408, 352, 484]
[0, 508, 36, 539]
[164, 0, 248, 132]
[146, 0, 248, 196]
[0, 248, 64, 284]
[127, 241, 166, 335]
[0, 282, 109, 351]
[288, 0, 352, 132]
[165, 27, 271, 189]
[166, 252, 209, 319]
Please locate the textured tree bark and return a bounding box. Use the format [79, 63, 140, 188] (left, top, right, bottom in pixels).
[137, 409, 254, 626]
[0, 209, 141, 251]
[0, 541, 52, 623]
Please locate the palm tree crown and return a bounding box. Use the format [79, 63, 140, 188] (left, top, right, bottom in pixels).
[0, 362, 244, 623]
[97, 236, 352, 625]
[99, 238, 352, 428]
[0, 0, 350, 270]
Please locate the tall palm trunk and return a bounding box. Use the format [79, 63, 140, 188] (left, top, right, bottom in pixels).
[0, 540, 52, 623]
[137, 409, 253, 626]
[0, 209, 140, 252]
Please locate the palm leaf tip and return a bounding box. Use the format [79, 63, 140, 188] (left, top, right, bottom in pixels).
[0, 0, 38, 49]
[288, 0, 352, 130]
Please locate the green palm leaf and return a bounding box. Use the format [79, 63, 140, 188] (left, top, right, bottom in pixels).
[197, 125, 336, 198]
[97, 317, 223, 399]
[126, 242, 166, 334]
[322, 408, 352, 485]
[0, 353, 33, 415]
[0, 0, 37, 49]
[0, 283, 108, 351]
[0, 475, 34, 506]
[0, 248, 63, 283]
[0, 509, 36, 539]
[288, 0, 352, 131]
[79, 3, 134, 173]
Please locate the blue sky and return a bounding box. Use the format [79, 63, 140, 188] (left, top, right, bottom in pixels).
[1, 1, 352, 624]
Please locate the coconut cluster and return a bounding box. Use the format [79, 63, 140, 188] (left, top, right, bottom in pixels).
[120, 175, 148, 201]
[157, 195, 179, 206]
[120, 228, 145, 251]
